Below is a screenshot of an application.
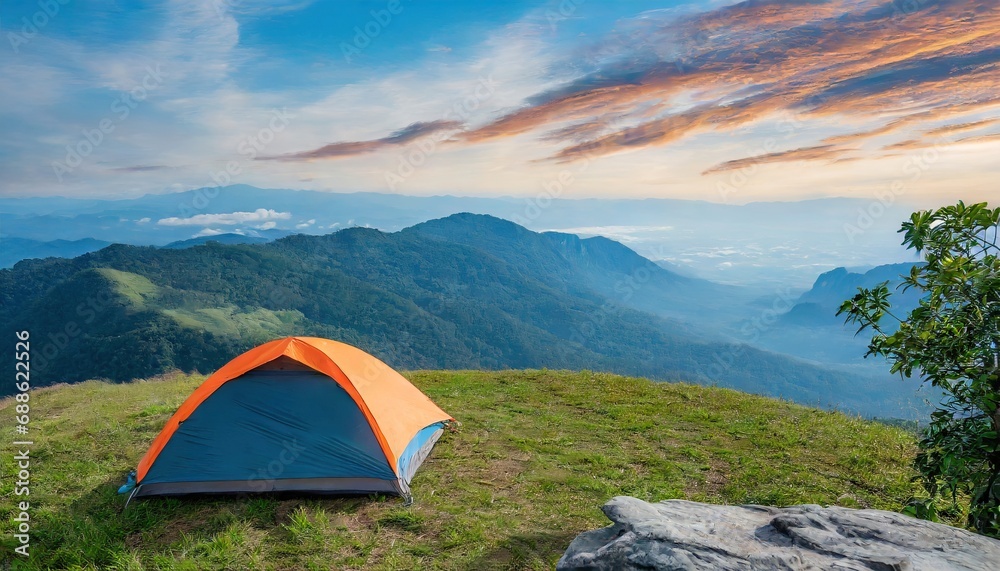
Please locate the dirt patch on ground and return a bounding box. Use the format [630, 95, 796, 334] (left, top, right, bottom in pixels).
[138, 506, 219, 548]
[274, 499, 301, 524]
[704, 458, 729, 495]
[473, 455, 531, 490]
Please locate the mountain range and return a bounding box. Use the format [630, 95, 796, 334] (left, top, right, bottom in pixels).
[752, 264, 923, 365]
[0, 185, 919, 286]
[0, 213, 927, 418]
[0, 237, 112, 268]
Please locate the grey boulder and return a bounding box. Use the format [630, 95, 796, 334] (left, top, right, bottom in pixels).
[557, 496, 1000, 570]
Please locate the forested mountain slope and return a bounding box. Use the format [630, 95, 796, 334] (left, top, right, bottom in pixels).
[0, 215, 925, 417]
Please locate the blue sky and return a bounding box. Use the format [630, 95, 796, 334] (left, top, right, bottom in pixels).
[1, 0, 997, 204]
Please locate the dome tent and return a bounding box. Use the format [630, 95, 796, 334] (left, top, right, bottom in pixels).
[120, 336, 453, 502]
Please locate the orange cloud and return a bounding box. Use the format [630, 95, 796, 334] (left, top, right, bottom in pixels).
[462, 0, 1000, 165]
[282, 0, 1000, 171]
[923, 118, 1000, 137]
[881, 139, 925, 151]
[883, 130, 1000, 151]
[702, 145, 848, 175]
[261, 120, 463, 161]
[955, 132, 1000, 145]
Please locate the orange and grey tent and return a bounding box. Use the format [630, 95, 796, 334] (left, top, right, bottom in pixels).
[120, 337, 453, 501]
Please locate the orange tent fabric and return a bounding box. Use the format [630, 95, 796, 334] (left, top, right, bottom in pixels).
[136, 336, 453, 483]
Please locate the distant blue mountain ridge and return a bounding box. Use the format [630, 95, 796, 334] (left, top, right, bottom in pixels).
[0, 185, 916, 286]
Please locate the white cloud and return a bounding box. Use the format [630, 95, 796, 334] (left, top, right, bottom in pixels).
[689, 248, 741, 258]
[295, 218, 316, 229]
[543, 225, 675, 243]
[157, 208, 291, 226]
[137, 217, 151, 223]
[256, 221, 277, 230]
[193, 228, 224, 237]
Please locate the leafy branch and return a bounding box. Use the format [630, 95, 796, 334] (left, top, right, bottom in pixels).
[839, 201, 1000, 536]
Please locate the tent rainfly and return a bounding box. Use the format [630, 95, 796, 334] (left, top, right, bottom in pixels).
[119, 336, 453, 502]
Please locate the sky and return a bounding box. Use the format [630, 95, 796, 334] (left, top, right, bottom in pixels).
[1, 0, 997, 204]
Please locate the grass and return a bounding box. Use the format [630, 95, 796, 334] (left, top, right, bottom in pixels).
[1, 369, 921, 570]
[97, 267, 304, 340]
[161, 306, 305, 338]
[96, 269, 159, 306]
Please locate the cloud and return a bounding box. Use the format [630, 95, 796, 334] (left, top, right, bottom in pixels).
[883, 131, 1000, 152]
[702, 145, 848, 175]
[261, 120, 464, 161]
[882, 139, 926, 151]
[157, 208, 291, 226]
[4, 0, 997, 202]
[822, 101, 1000, 145]
[193, 228, 225, 237]
[136, 217, 151, 224]
[822, 116, 927, 146]
[110, 165, 172, 173]
[295, 218, 316, 229]
[264, 0, 1000, 169]
[544, 225, 674, 243]
[954, 132, 1000, 145]
[432, 0, 1000, 167]
[923, 119, 1000, 137]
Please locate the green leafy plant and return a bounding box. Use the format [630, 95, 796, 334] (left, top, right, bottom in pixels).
[839, 201, 1000, 536]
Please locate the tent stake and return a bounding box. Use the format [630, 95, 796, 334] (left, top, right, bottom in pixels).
[123, 486, 140, 511]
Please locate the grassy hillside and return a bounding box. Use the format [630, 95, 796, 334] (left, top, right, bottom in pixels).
[0, 370, 921, 570]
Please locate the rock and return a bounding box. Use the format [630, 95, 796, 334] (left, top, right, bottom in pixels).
[557, 496, 1000, 571]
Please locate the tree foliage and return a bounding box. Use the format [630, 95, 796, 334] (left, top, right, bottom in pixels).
[839, 201, 1000, 536]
